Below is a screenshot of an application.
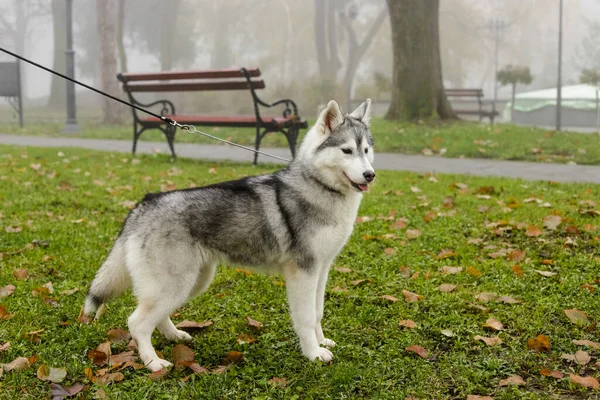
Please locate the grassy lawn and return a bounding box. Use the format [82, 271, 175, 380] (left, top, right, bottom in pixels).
[1, 145, 600, 399]
[4, 115, 600, 165]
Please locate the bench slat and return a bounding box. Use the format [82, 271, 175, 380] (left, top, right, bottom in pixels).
[124, 80, 266, 92]
[118, 68, 261, 82]
[139, 114, 307, 129]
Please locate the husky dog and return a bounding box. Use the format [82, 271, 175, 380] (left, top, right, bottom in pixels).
[83, 99, 375, 371]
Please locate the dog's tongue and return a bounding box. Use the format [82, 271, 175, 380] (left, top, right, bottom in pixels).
[358, 184, 369, 192]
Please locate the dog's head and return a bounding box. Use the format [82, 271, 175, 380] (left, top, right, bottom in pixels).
[298, 99, 375, 194]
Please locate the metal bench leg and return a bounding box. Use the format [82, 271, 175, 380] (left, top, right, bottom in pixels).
[132, 125, 145, 155]
[253, 126, 261, 165]
[285, 127, 299, 159]
[163, 126, 177, 158]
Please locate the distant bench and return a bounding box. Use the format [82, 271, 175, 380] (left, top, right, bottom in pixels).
[445, 88, 498, 123]
[117, 68, 308, 164]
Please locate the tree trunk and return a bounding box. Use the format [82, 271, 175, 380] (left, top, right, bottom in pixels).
[385, 0, 455, 121]
[510, 82, 516, 119]
[97, 0, 122, 123]
[117, 0, 128, 72]
[48, 0, 67, 109]
[15, 0, 27, 99]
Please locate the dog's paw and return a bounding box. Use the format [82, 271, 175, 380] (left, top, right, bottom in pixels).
[164, 329, 193, 342]
[320, 338, 336, 348]
[305, 347, 334, 363]
[145, 357, 173, 372]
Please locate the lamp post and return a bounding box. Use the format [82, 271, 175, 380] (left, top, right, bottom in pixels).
[63, 0, 79, 133]
[556, 0, 563, 131]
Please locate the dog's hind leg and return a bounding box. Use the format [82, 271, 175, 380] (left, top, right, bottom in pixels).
[156, 262, 217, 342]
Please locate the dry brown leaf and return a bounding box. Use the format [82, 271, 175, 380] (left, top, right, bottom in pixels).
[246, 316, 263, 329]
[107, 329, 131, 344]
[399, 320, 417, 329]
[175, 320, 213, 330]
[390, 218, 408, 229]
[148, 368, 168, 381]
[508, 250, 526, 262]
[0, 342, 10, 351]
[466, 266, 482, 276]
[543, 215, 562, 230]
[564, 309, 590, 325]
[441, 266, 462, 275]
[497, 296, 520, 304]
[13, 269, 28, 280]
[172, 344, 195, 370]
[406, 229, 421, 239]
[474, 335, 503, 347]
[405, 345, 427, 358]
[528, 335, 550, 352]
[475, 292, 497, 303]
[0, 285, 15, 298]
[483, 318, 504, 331]
[535, 270, 556, 277]
[351, 279, 370, 286]
[36, 364, 67, 383]
[526, 225, 543, 237]
[439, 284, 457, 293]
[384, 248, 398, 256]
[573, 339, 600, 349]
[221, 351, 244, 366]
[569, 373, 599, 389]
[5, 226, 22, 233]
[402, 290, 423, 303]
[1, 356, 30, 372]
[268, 377, 289, 388]
[49, 382, 85, 398]
[437, 249, 457, 259]
[466, 396, 493, 400]
[540, 369, 564, 379]
[499, 375, 526, 386]
[576, 350, 591, 365]
[381, 295, 399, 302]
[237, 334, 257, 345]
[355, 216, 373, 224]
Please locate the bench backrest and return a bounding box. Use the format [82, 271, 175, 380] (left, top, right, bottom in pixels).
[0, 61, 20, 97]
[445, 88, 484, 98]
[117, 68, 264, 92]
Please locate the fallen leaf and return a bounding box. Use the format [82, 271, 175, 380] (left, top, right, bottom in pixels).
[475, 292, 497, 303]
[390, 218, 408, 229]
[483, 318, 504, 331]
[0, 342, 10, 351]
[221, 351, 244, 366]
[439, 284, 457, 293]
[148, 368, 168, 381]
[384, 248, 397, 256]
[13, 269, 28, 280]
[466, 266, 482, 276]
[528, 335, 550, 352]
[107, 329, 131, 344]
[410, 186, 421, 193]
[175, 320, 213, 330]
[237, 334, 257, 344]
[235, 268, 253, 276]
[497, 296, 520, 304]
[543, 215, 562, 230]
[512, 265, 524, 277]
[573, 339, 600, 349]
[0, 285, 15, 297]
[355, 216, 373, 224]
[402, 290, 423, 303]
[381, 295, 399, 302]
[466, 396, 493, 400]
[564, 309, 590, 325]
[5, 226, 22, 233]
[1, 356, 30, 371]
[540, 369, 564, 379]
[508, 250, 526, 262]
[441, 266, 462, 275]
[88, 342, 111, 366]
[246, 317, 263, 329]
[37, 364, 67, 383]
[268, 377, 289, 388]
[526, 225, 543, 237]
[405, 229, 421, 239]
[441, 329, 454, 337]
[351, 279, 370, 286]
[474, 335, 503, 347]
[437, 249, 457, 259]
[399, 320, 417, 329]
[569, 373, 599, 389]
[0, 305, 11, 320]
[49, 382, 85, 398]
[499, 375, 526, 386]
[109, 351, 136, 367]
[172, 344, 195, 370]
[405, 345, 427, 358]
[576, 350, 591, 365]
[535, 270, 556, 277]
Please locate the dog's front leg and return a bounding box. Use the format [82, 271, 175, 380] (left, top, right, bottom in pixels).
[283, 262, 334, 362]
[315, 263, 336, 348]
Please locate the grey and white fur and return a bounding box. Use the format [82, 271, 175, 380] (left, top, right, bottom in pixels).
[83, 99, 376, 371]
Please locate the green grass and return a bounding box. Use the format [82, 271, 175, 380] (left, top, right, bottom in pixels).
[1, 145, 600, 399]
[4, 112, 600, 164]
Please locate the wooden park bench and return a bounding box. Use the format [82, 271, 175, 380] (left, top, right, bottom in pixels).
[445, 88, 498, 123]
[117, 68, 308, 164]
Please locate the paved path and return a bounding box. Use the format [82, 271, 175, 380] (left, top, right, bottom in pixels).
[1, 134, 600, 184]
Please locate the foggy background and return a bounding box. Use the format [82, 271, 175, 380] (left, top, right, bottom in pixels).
[0, 0, 595, 120]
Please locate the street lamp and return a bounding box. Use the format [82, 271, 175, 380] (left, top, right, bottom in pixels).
[556, 0, 563, 131]
[63, 0, 79, 133]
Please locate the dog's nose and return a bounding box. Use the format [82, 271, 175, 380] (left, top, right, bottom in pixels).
[363, 171, 375, 182]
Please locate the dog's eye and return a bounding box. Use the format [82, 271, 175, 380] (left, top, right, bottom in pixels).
[365, 148, 369, 154]
[341, 148, 353, 155]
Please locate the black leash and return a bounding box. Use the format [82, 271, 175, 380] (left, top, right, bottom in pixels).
[0, 46, 292, 162]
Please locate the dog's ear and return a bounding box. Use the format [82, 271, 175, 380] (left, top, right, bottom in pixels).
[317, 100, 344, 134]
[349, 98, 372, 126]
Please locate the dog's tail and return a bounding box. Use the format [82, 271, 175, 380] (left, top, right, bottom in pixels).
[82, 239, 131, 320]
